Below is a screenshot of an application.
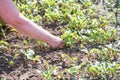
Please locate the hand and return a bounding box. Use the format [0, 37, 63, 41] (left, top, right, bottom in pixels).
[47, 37, 64, 49]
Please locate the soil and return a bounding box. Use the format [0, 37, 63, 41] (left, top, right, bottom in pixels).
[0, 25, 120, 80]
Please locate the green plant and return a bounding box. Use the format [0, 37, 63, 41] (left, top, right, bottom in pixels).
[87, 61, 120, 79]
[68, 62, 86, 74]
[9, 60, 14, 66]
[13, 0, 116, 46]
[20, 48, 40, 62]
[40, 64, 58, 80]
[61, 30, 80, 46]
[0, 40, 9, 46]
[61, 53, 78, 62]
[0, 76, 6, 80]
[14, 0, 42, 24]
[85, 47, 118, 61]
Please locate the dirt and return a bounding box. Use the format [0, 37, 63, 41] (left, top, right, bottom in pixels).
[0, 25, 120, 80]
[0, 29, 82, 80]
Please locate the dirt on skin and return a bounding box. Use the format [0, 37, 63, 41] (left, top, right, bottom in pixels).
[0, 26, 120, 80]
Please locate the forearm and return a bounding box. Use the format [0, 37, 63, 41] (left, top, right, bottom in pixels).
[0, 0, 64, 48]
[12, 15, 56, 43]
[0, 0, 55, 43]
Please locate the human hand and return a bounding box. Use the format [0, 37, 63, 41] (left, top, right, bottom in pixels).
[47, 37, 64, 49]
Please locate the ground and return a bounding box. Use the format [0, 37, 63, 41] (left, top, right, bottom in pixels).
[0, 25, 120, 80]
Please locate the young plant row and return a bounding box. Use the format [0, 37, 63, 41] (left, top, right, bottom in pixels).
[36, 54, 120, 80]
[14, 0, 117, 46]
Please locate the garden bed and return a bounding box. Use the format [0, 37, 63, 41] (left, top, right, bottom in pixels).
[0, 0, 120, 80]
[0, 26, 119, 80]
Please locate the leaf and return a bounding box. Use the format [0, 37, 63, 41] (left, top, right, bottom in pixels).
[34, 55, 40, 61]
[13, 53, 20, 59]
[1, 76, 6, 80]
[90, 48, 100, 54]
[68, 66, 80, 74]
[9, 60, 14, 66]
[0, 40, 9, 46]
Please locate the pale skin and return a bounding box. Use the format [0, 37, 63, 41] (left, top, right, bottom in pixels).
[0, 0, 64, 48]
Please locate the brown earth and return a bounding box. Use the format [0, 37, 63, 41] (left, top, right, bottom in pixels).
[0, 25, 120, 80]
[0, 27, 85, 80]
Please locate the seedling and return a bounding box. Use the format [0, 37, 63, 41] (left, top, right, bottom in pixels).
[42, 65, 58, 80]
[20, 48, 40, 63]
[89, 47, 118, 61]
[9, 60, 14, 66]
[0, 76, 6, 80]
[87, 61, 120, 79]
